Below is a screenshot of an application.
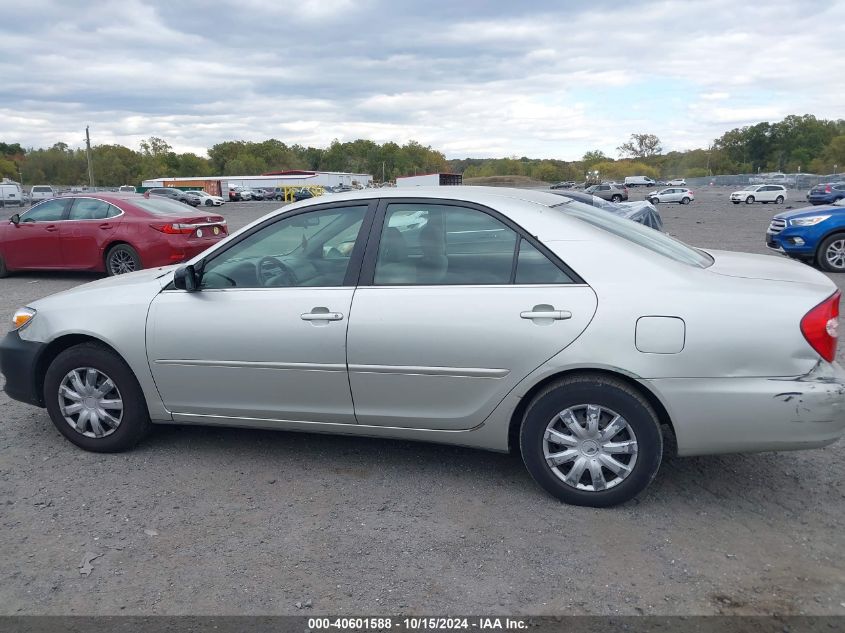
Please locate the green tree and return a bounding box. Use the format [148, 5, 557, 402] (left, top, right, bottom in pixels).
[617, 134, 662, 158]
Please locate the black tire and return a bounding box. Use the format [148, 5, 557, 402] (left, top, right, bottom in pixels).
[44, 342, 151, 453]
[611, 194, 623, 202]
[519, 374, 663, 507]
[776, 196, 784, 204]
[745, 196, 755, 204]
[106, 244, 142, 276]
[650, 198, 659, 204]
[205, 199, 213, 206]
[816, 233, 845, 273]
[680, 197, 690, 204]
[732, 201, 741, 205]
[0, 254, 8, 278]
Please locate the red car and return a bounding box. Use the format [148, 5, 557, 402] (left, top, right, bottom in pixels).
[0, 193, 228, 277]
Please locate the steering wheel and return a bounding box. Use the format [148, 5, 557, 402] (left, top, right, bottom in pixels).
[256, 256, 297, 287]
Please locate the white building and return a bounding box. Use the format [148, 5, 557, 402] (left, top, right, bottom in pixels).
[142, 170, 373, 196]
[396, 173, 463, 187]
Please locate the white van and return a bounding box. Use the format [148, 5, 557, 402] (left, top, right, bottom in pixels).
[624, 176, 656, 187]
[30, 185, 55, 203]
[0, 179, 23, 207]
[118, 185, 136, 193]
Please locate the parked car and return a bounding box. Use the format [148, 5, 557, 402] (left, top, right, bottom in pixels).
[549, 190, 663, 231]
[118, 185, 137, 193]
[667, 179, 687, 186]
[293, 188, 314, 202]
[244, 188, 265, 201]
[624, 176, 656, 188]
[647, 187, 694, 204]
[584, 183, 628, 202]
[184, 190, 225, 207]
[766, 198, 845, 271]
[30, 185, 55, 203]
[228, 186, 252, 202]
[807, 182, 845, 206]
[0, 179, 23, 207]
[730, 184, 787, 205]
[0, 194, 227, 277]
[550, 181, 576, 190]
[147, 187, 200, 207]
[4, 187, 843, 508]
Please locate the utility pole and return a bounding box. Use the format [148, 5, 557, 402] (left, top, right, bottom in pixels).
[85, 126, 94, 188]
[382, 161, 386, 184]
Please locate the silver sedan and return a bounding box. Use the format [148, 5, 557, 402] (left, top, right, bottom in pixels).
[2, 187, 844, 507]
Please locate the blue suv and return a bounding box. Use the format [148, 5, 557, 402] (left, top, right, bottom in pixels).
[807, 182, 845, 205]
[766, 199, 845, 271]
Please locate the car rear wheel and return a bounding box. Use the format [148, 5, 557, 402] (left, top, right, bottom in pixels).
[776, 196, 784, 204]
[745, 196, 755, 204]
[0, 254, 8, 278]
[681, 197, 690, 204]
[44, 342, 151, 452]
[611, 194, 623, 202]
[817, 234, 845, 272]
[519, 374, 662, 507]
[106, 244, 142, 276]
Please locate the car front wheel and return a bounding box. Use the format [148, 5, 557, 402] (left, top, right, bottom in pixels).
[817, 233, 845, 272]
[611, 195, 622, 202]
[520, 374, 662, 507]
[44, 342, 151, 452]
[650, 198, 659, 204]
[745, 196, 755, 204]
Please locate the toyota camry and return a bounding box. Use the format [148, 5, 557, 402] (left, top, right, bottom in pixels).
[2, 187, 843, 507]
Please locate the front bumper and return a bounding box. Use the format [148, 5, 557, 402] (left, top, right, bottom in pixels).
[0, 329, 46, 407]
[647, 362, 845, 456]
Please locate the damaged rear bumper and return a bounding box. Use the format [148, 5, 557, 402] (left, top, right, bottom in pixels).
[644, 361, 845, 457]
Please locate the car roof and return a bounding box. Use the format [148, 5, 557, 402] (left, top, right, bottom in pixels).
[291, 186, 569, 210]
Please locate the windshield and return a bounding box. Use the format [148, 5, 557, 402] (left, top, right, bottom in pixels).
[555, 200, 713, 268]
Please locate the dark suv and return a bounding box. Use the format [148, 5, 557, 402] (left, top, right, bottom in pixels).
[147, 187, 200, 206]
[807, 182, 845, 206]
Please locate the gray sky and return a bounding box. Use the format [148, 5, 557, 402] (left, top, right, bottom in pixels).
[2, 0, 843, 159]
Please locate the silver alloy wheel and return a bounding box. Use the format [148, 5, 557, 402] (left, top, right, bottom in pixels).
[825, 239, 845, 270]
[58, 367, 124, 438]
[109, 249, 136, 275]
[543, 404, 638, 492]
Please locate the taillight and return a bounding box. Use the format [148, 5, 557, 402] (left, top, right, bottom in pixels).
[150, 223, 196, 235]
[800, 291, 840, 362]
[826, 185, 832, 193]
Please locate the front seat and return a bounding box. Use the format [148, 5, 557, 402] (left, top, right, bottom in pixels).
[374, 227, 416, 284]
[416, 222, 448, 284]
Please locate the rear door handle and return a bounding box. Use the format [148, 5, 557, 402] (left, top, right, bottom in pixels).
[99, 223, 112, 229]
[520, 309, 572, 320]
[45, 225, 59, 232]
[300, 309, 344, 321]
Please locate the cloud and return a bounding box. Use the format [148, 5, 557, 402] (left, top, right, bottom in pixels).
[0, 0, 842, 160]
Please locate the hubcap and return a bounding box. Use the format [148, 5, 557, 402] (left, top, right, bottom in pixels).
[109, 250, 136, 275]
[58, 367, 124, 438]
[543, 404, 638, 492]
[826, 240, 845, 270]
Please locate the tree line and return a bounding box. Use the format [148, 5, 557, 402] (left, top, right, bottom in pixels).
[1, 114, 843, 187]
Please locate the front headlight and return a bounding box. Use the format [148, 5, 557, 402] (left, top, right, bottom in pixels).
[790, 215, 831, 226]
[12, 307, 36, 330]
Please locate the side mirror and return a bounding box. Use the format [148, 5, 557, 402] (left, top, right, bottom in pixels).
[10, 214, 20, 225]
[173, 264, 200, 291]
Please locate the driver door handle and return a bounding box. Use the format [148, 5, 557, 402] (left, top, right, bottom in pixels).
[301, 309, 344, 321]
[45, 224, 59, 232]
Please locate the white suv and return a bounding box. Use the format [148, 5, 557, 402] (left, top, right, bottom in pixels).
[29, 185, 55, 203]
[731, 184, 787, 205]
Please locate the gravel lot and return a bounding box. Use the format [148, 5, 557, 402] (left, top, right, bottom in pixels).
[1, 188, 844, 616]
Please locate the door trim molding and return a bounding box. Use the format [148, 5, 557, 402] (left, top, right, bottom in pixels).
[348, 364, 509, 378]
[155, 359, 346, 372]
